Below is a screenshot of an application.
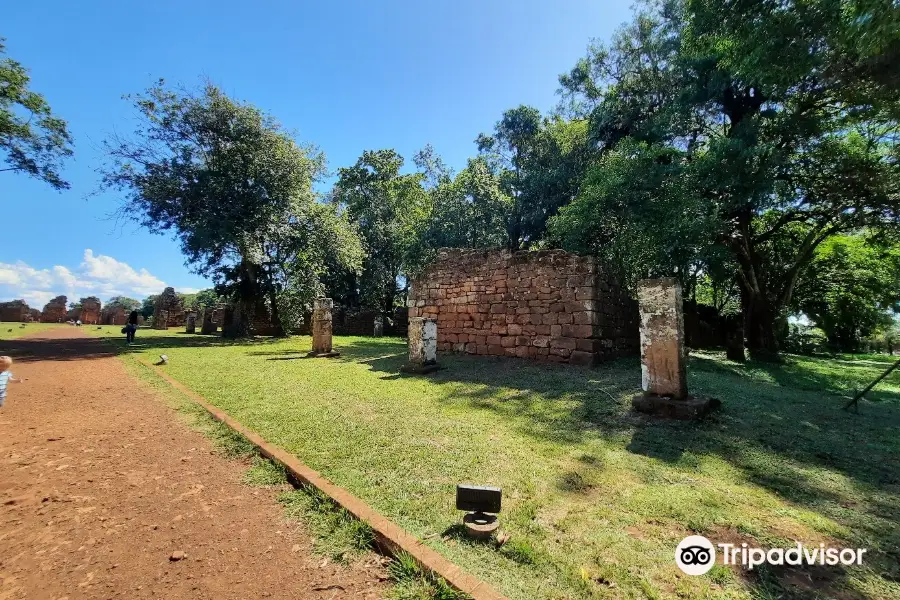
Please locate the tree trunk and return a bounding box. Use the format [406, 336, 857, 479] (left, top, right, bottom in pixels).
[267, 286, 286, 337]
[742, 288, 782, 362]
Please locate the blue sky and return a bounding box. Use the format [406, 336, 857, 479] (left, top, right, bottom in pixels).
[1, 0, 630, 308]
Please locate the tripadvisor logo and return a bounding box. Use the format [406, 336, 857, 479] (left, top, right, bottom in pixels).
[676, 536, 868, 575]
[676, 535, 716, 575]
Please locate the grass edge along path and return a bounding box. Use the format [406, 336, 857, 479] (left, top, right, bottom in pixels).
[137, 357, 502, 600]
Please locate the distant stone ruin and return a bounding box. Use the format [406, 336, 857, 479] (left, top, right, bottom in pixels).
[80, 298, 101, 324]
[408, 249, 638, 365]
[102, 305, 128, 326]
[41, 296, 68, 323]
[152, 287, 186, 330]
[0, 300, 31, 322]
[200, 306, 224, 334]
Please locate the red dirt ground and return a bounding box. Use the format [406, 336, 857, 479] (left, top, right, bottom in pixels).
[0, 327, 388, 599]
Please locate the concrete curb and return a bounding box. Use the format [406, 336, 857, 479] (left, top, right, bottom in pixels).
[138, 359, 509, 600]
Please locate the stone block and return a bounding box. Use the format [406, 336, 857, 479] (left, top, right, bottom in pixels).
[637, 278, 687, 399]
[310, 297, 339, 357]
[407, 316, 438, 366]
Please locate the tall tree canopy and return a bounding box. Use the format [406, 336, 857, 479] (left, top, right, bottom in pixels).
[550, 0, 900, 359]
[0, 38, 73, 190]
[330, 149, 429, 312]
[100, 81, 362, 335]
[105, 296, 142, 312]
[477, 107, 591, 249]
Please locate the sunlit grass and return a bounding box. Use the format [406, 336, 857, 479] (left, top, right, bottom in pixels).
[89, 327, 900, 600]
[0, 322, 65, 340]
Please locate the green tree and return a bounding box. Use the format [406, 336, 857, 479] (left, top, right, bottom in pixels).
[330, 149, 429, 312]
[420, 156, 510, 254]
[793, 234, 900, 351]
[553, 0, 900, 360]
[477, 108, 591, 248]
[105, 296, 141, 311]
[140, 296, 156, 320]
[100, 81, 361, 336]
[0, 38, 73, 189]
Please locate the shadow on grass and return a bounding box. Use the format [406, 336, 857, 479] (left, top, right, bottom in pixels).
[330, 338, 900, 594]
[11, 331, 897, 596]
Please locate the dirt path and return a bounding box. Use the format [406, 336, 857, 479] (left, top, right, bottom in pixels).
[0, 327, 388, 599]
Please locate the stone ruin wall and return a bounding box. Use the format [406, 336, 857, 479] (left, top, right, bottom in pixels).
[41, 296, 68, 323]
[408, 249, 638, 365]
[79, 298, 101, 324]
[152, 287, 186, 329]
[102, 305, 127, 326]
[0, 300, 31, 322]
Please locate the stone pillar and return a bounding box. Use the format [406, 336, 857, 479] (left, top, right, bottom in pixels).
[637, 278, 687, 398]
[309, 298, 339, 357]
[185, 312, 196, 334]
[373, 314, 384, 337]
[633, 278, 719, 419]
[201, 310, 216, 335]
[401, 317, 440, 373]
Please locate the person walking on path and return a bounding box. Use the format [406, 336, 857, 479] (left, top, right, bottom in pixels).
[125, 310, 139, 344]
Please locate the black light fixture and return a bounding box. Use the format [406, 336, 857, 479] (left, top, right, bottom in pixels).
[456, 484, 501, 540]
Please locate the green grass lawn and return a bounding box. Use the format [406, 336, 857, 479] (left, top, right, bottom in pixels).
[0, 322, 65, 340]
[89, 327, 900, 600]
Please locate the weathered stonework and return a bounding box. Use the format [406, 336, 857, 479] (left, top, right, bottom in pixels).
[80, 298, 101, 324]
[637, 278, 687, 398]
[309, 298, 339, 357]
[373, 314, 384, 337]
[402, 317, 440, 373]
[185, 312, 197, 334]
[153, 287, 185, 330]
[408, 249, 638, 365]
[200, 306, 223, 335]
[0, 300, 30, 322]
[41, 296, 68, 323]
[102, 305, 127, 326]
[632, 278, 719, 419]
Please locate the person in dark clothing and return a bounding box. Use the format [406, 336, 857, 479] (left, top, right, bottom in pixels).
[126, 310, 139, 343]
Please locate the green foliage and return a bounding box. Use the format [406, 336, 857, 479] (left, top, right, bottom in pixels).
[794, 234, 900, 350]
[0, 38, 73, 189]
[105, 296, 142, 312]
[330, 149, 429, 310]
[140, 295, 157, 319]
[100, 81, 361, 335]
[477, 108, 592, 248]
[552, 0, 900, 357]
[782, 323, 829, 356]
[418, 156, 510, 256]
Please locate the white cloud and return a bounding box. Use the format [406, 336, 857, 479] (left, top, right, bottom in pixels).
[80, 249, 166, 298]
[0, 250, 171, 309]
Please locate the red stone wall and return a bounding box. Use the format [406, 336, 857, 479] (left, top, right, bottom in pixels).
[41, 296, 68, 323]
[80, 299, 101, 324]
[408, 249, 638, 365]
[102, 306, 128, 326]
[0, 301, 30, 322]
